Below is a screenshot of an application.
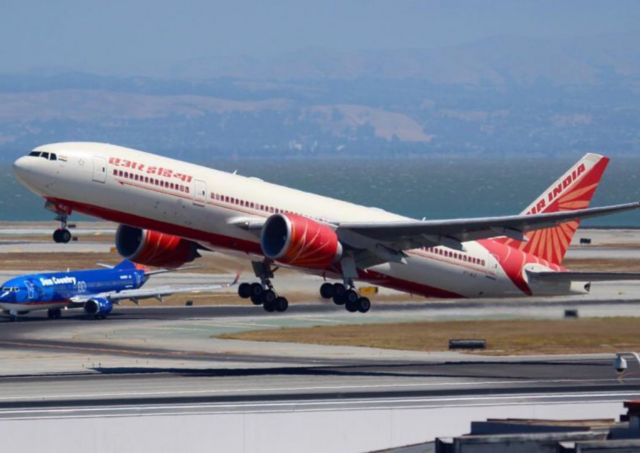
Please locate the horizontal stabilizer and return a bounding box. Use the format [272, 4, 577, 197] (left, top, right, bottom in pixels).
[528, 271, 640, 282]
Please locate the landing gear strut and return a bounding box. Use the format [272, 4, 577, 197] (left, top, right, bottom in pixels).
[237, 261, 289, 313]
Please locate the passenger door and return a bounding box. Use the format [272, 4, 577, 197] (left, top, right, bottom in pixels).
[193, 179, 207, 207]
[92, 157, 107, 183]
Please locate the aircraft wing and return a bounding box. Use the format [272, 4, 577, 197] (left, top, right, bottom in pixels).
[336, 201, 640, 254]
[70, 274, 238, 304]
[527, 271, 640, 282]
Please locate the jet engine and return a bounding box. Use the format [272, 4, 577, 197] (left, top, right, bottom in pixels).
[260, 213, 342, 269]
[115, 225, 199, 268]
[84, 297, 113, 317]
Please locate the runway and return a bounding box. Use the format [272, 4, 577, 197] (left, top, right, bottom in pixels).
[0, 227, 639, 451]
[0, 346, 636, 452]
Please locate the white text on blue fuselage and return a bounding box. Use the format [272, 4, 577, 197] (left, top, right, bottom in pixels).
[39, 276, 77, 286]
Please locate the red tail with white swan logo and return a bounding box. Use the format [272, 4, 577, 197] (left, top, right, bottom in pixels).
[497, 153, 609, 265]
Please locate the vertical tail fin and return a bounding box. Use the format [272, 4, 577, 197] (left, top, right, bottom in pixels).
[499, 153, 610, 265]
[114, 259, 138, 270]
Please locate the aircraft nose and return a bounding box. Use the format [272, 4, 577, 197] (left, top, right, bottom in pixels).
[13, 154, 49, 192]
[12, 156, 30, 176]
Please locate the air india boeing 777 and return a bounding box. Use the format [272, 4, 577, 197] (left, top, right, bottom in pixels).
[13, 143, 640, 313]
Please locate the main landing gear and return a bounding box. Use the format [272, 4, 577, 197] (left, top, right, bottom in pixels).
[237, 261, 289, 313]
[47, 308, 62, 320]
[319, 282, 370, 313]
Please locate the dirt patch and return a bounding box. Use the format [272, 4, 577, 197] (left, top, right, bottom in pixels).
[218, 318, 640, 355]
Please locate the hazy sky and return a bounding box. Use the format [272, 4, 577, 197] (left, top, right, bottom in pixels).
[2, 0, 638, 75]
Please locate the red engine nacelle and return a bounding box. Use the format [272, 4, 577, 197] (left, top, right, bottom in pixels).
[260, 213, 342, 269]
[115, 225, 199, 268]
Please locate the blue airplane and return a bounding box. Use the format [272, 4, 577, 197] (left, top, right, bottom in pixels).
[0, 260, 235, 321]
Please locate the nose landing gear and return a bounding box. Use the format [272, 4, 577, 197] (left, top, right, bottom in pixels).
[45, 202, 74, 243]
[53, 226, 72, 244]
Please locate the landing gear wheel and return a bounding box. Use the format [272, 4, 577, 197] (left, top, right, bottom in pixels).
[320, 282, 335, 299]
[344, 289, 359, 305]
[250, 294, 263, 305]
[250, 283, 263, 298]
[275, 297, 289, 312]
[345, 299, 358, 313]
[332, 283, 347, 305]
[8, 314, 17, 322]
[238, 283, 252, 299]
[263, 299, 276, 312]
[47, 308, 62, 319]
[356, 297, 371, 313]
[53, 228, 72, 243]
[333, 283, 346, 297]
[261, 289, 277, 305]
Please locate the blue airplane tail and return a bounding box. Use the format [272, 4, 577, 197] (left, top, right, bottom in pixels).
[114, 259, 137, 270]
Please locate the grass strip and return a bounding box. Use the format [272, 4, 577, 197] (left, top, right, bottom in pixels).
[218, 317, 640, 355]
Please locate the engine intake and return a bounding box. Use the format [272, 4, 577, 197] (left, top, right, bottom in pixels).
[84, 297, 113, 316]
[115, 225, 198, 268]
[260, 213, 342, 269]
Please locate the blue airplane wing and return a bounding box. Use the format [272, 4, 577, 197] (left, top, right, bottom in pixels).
[70, 273, 239, 304]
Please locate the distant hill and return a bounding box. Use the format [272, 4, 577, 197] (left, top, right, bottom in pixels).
[0, 33, 638, 161]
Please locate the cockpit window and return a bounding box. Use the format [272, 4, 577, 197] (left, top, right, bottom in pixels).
[28, 151, 58, 160]
[1, 287, 18, 293]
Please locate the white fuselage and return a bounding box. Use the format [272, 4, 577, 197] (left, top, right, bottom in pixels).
[14, 142, 570, 298]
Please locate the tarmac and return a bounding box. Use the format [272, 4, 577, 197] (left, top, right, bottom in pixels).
[0, 226, 639, 452]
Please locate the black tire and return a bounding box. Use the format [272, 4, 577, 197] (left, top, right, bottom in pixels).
[261, 289, 277, 305]
[356, 297, 371, 313]
[250, 283, 263, 298]
[60, 229, 72, 243]
[250, 294, 263, 305]
[275, 297, 289, 312]
[344, 289, 359, 304]
[238, 282, 252, 299]
[345, 299, 358, 312]
[332, 294, 346, 305]
[263, 300, 276, 312]
[320, 282, 335, 299]
[52, 229, 62, 243]
[333, 283, 346, 297]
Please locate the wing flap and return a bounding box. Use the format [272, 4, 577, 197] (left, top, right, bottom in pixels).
[528, 271, 640, 282]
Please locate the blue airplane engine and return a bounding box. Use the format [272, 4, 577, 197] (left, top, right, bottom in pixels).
[84, 297, 113, 318]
